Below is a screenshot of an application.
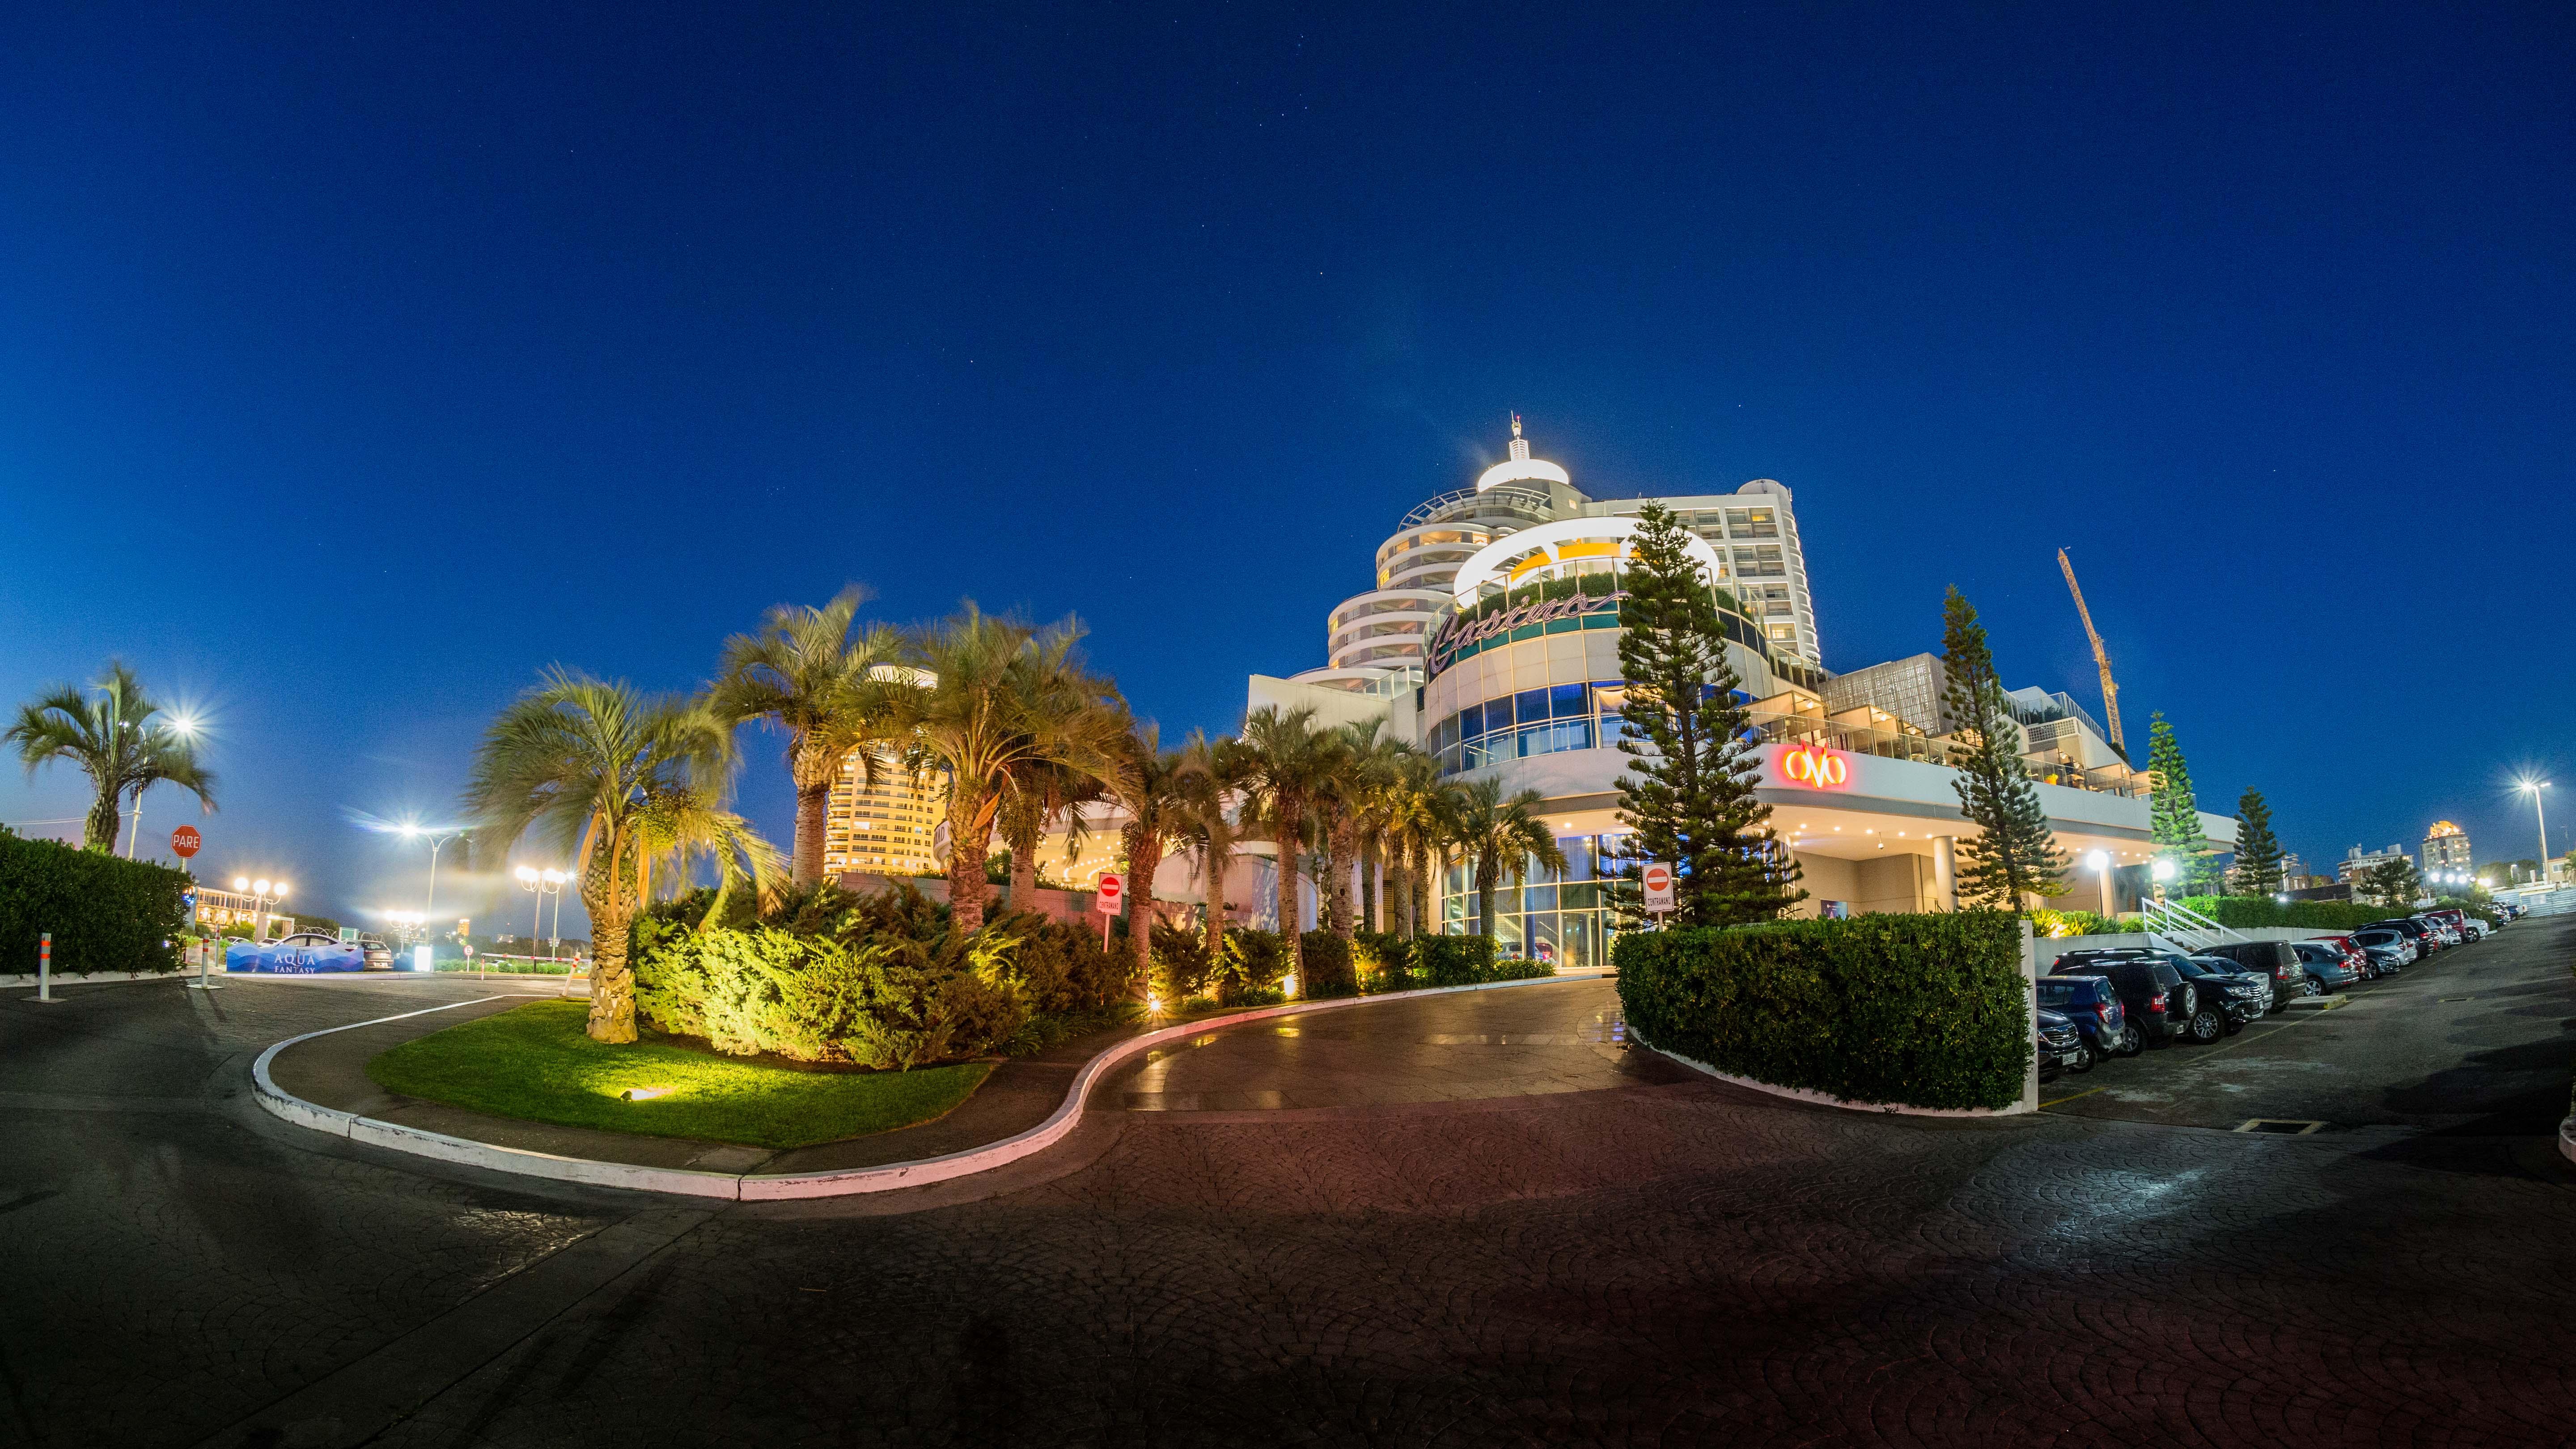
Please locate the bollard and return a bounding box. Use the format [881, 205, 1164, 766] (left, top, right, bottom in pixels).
[35, 932, 54, 1002]
[186, 936, 226, 992]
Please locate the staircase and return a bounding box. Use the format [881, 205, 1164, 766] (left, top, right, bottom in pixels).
[2138, 897, 2250, 953]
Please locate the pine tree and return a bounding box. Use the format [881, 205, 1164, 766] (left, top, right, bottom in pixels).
[1613, 502, 1804, 926]
[1939, 588, 2069, 907]
[2362, 856, 2420, 908]
[2144, 712, 2216, 889]
[2232, 789, 2284, 896]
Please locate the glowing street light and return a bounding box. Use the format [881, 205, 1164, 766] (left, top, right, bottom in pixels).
[126, 712, 202, 860]
[2082, 849, 2112, 916]
[517, 865, 568, 965]
[2515, 780, 2551, 879]
[396, 822, 466, 927]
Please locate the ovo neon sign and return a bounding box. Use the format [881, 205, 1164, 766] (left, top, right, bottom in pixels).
[1779, 743, 1850, 789]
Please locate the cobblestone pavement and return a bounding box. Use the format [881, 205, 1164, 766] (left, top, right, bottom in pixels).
[5, 928, 2576, 1449]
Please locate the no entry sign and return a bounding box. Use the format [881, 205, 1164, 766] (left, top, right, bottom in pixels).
[170, 826, 202, 859]
[1642, 862, 1675, 914]
[1093, 873, 1124, 915]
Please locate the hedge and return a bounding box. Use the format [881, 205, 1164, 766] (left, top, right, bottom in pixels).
[1297, 932, 1357, 998]
[2181, 896, 2422, 932]
[0, 831, 190, 976]
[1614, 911, 2031, 1111]
[1410, 934, 1497, 987]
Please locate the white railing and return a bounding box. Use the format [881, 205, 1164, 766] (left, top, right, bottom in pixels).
[2137, 898, 2247, 950]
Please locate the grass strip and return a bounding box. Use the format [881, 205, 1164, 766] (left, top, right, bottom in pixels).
[366, 1000, 990, 1149]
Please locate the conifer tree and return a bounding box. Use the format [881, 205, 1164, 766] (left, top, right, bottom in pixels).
[2361, 856, 2421, 908]
[1613, 502, 1803, 925]
[2232, 788, 2285, 896]
[2144, 712, 2216, 889]
[1939, 588, 2069, 907]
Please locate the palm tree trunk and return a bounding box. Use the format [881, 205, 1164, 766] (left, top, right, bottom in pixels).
[1201, 839, 1228, 970]
[1392, 840, 1415, 939]
[584, 883, 637, 1043]
[792, 780, 830, 887]
[1275, 801, 1303, 977]
[1126, 824, 1161, 1002]
[949, 793, 992, 933]
[1326, 820, 1355, 941]
[1416, 845, 1436, 937]
[85, 786, 123, 853]
[1476, 854, 1496, 940]
[1359, 837, 1377, 933]
[1006, 818, 1040, 912]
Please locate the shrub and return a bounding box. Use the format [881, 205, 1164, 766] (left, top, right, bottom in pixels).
[1614, 911, 2031, 1112]
[2181, 896, 2406, 932]
[0, 830, 189, 976]
[1410, 934, 1497, 987]
[1212, 927, 1291, 1003]
[1297, 931, 1357, 998]
[2029, 907, 2113, 939]
[1150, 920, 1214, 1002]
[991, 910, 1129, 1016]
[1486, 957, 1555, 982]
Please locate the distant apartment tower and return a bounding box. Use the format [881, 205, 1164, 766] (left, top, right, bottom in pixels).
[1304, 419, 1824, 695]
[2422, 820, 2470, 875]
[822, 751, 945, 875]
[2336, 843, 2412, 887]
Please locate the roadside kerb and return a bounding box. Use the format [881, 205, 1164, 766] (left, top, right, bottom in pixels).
[1630, 1027, 2040, 1118]
[251, 971, 1607, 1201]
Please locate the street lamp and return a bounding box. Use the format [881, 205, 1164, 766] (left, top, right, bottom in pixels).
[230, 876, 287, 937]
[2083, 849, 2112, 916]
[127, 713, 199, 859]
[2514, 780, 2550, 884]
[397, 822, 465, 927]
[541, 869, 568, 959]
[516, 865, 567, 966]
[2150, 856, 2177, 908]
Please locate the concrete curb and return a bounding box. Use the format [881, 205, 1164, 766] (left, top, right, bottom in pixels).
[253, 972, 1604, 1201]
[0, 969, 185, 989]
[1632, 1029, 2036, 1118]
[2559, 1113, 2576, 1169]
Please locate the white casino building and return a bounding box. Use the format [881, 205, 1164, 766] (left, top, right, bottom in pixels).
[1247, 419, 2233, 968]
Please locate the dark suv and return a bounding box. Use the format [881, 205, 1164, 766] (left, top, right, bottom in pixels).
[2173, 956, 2264, 1034]
[2050, 952, 2203, 1047]
[2036, 974, 2136, 1058]
[2193, 940, 2306, 1010]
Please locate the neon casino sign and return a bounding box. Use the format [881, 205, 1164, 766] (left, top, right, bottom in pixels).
[1778, 742, 1850, 789]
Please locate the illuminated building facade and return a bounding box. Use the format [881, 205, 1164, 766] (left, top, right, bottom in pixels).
[2422, 820, 2470, 876]
[822, 752, 945, 875]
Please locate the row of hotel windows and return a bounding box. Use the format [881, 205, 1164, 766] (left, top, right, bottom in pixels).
[1437, 837, 1630, 971]
[1424, 680, 1761, 777]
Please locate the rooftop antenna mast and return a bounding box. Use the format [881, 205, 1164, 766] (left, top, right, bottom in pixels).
[2056, 547, 2125, 756]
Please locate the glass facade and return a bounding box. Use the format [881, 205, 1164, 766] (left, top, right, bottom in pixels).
[1439, 833, 1634, 970]
[1423, 680, 1635, 776]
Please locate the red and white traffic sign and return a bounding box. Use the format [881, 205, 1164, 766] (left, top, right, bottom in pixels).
[1641, 862, 1675, 913]
[1093, 873, 1124, 915]
[170, 826, 202, 859]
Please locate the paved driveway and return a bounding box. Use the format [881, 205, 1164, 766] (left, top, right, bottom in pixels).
[4, 932, 2575, 1448]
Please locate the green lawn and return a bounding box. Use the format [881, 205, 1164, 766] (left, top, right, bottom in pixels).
[365, 1000, 991, 1149]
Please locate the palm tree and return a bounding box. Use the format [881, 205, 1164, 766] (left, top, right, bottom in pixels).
[995, 758, 1102, 907]
[1175, 729, 1249, 965]
[7, 661, 215, 853]
[1233, 705, 1336, 976]
[1379, 752, 1457, 937]
[465, 670, 779, 1043]
[895, 604, 1123, 933]
[1318, 720, 1412, 940]
[709, 588, 905, 887]
[1088, 720, 1197, 1000]
[1450, 777, 1568, 945]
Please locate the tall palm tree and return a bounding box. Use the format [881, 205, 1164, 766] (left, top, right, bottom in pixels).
[995, 757, 1102, 907]
[7, 661, 215, 853]
[1175, 729, 1249, 965]
[1233, 705, 1336, 976]
[1378, 751, 1457, 937]
[895, 604, 1123, 934]
[1318, 720, 1411, 941]
[1088, 720, 1197, 1000]
[1450, 777, 1569, 946]
[465, 670, 778, 1043]
[709, 588, 905, 887]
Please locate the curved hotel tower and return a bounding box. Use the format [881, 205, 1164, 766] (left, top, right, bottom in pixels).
[1246, 418, 2231, 967]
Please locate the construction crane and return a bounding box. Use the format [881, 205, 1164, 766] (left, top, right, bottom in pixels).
[2056, 547, 2125, 756]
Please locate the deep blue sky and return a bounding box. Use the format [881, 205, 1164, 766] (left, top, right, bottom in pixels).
[4, 3, 2571, 930]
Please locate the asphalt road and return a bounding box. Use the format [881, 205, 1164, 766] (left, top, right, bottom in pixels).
[3, 921, 2574, 1449]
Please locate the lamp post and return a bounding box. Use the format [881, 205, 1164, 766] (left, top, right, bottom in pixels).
[2516, 780, 2551, 886]
[127, 714, 198, 859]
[2084, 850, 2112, 917]
[542, 869, 568, 961]
[231, 876, 288, 938]
[516, 866, 565, 969]
[398, 824, 464, 928]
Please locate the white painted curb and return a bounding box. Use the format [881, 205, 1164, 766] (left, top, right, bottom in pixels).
[1631, 1029, 2037, 1118]
[0, 968, 184, 989]
[253, 972, 1603, 1200]
[2559, 1113, 2576, 1169]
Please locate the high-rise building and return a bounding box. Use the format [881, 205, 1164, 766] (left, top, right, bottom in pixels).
[822, 751, 945, 875]
[1304, 418, 1825, 697]
[2422, 820, 2470, 875]
[2337, 843, 2413, 888]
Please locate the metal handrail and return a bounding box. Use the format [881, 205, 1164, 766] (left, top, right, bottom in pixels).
[1398, 485, 1554, 530]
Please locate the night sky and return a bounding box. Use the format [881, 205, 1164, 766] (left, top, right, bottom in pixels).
[4, 4, 2570, 931]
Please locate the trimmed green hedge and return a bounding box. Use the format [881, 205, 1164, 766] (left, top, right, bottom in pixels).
[2182, 896, 2407, 932]
[1614, 911, 2031, 1111]
[1297, 932, 1357, 998]
[1411, 934, 1497, 987]
[0, 831, 189, 976]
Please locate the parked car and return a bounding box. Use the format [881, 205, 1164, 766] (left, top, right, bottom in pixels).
[2038, 1008, 2093, 1076]
[2037, 973, 2137, 1057]
[2174, 956, 2266, 1032]
[2303, 933, 2375, 979]
[226, 931, 369, 974]
[2291, 941, 2362, 992]
[2192, 940, 2308, 1010]
[2367, 917, 2443, 956]
[2051, 954, 2200, 1046]
[2349, 927, 2415, 970]
[356, 932, 396, 971]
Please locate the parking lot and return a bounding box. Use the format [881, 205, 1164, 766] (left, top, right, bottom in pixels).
[2041, 915, 2576, 1143]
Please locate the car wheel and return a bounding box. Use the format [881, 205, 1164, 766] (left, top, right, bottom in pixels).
[2068, 1042, 2094, 1074]
[2117, 1024, 2145, 1057]
[2300, 976, 2321, 998]
[2186, 1006, 2223, 1043]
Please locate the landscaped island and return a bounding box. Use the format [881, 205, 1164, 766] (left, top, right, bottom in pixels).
[366, 1000, 992, 1149]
